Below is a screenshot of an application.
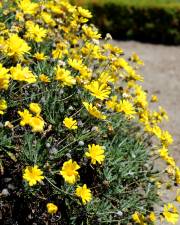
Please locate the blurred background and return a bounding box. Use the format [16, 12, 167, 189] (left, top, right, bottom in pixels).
[73, 0, 180, 44]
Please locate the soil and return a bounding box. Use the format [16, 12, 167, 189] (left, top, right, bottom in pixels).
[111, 40, 180, 224]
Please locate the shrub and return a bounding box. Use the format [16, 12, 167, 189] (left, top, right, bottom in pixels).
[0, 1, 179, 225]
[75, 0, 180, 45]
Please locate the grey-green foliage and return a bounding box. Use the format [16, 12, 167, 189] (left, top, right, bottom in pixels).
[61, 116, 158, 225]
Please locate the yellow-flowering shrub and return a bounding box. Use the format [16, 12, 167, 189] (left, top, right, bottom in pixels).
[0, 0, 179, 224]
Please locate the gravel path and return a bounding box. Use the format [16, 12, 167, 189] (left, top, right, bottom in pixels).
[111, 40, 180, 166]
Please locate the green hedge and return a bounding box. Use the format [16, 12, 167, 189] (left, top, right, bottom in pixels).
[77, 1, 180, 45]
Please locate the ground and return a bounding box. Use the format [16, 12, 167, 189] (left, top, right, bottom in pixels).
[111, 40, 180, 224]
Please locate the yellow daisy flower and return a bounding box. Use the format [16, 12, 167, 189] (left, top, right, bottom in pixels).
[77, 7, 92, 19]
[18, 0, 38, 15]
[163, 203, 179, 224]
[23, 165, 44, 186]
[25, 21, 47, 43]
[18, 109, 32, 126]
[39, 74, 50, 83]
[55, 67, 76, 87]
[0, 99, 7, 115]
[46, 203, 58, 214]
[63, 117, 78, 130]
[60, 159, 80, 184]
[29, 103, 41, 115]
[83, 102, 106, 120]
[116, 99, 136, 118]
[5, 34, 31, 60]
[29, 116, 45, 132]
[10, 64, 36, 84]
[34, 52, 47, 61]
[85, 80, 111, 100]
[75, 184, 92, 204]
[0, 63, 10, 90]
[85, 144, 105, 165]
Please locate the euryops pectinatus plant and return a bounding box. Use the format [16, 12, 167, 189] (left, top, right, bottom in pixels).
[0, 0, 179, 224]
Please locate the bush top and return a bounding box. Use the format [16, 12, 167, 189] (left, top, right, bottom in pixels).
[81, 0, 180, 8]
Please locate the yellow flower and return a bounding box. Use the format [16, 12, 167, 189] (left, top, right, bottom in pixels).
[63, 117, 78, 130]
[25, 21, 47, 42]
[55, 67, 76, 87]
[85, 81, 111, 100]
[34, 52, 47, 61]
[81, 42, 100, 57]
[163, 203, 179, 224]
[23, 165, 44, 186]
[160, 130, 173, 147]
[149, 212, 156, 222]
[175, 167, 180, 184]
[52, 42, 68, 59]
[77, 7, 92, 19]
[113, 57, 128, 68]
[0, 36, 6, 52]
[176, 189, 180, 203]
[158, 146, 169, 159]
[106, 96, 117, 111]
[152, 125, 162, 137]
[83, 102, 106, 120]
[126, 66, 144, 81]
[75, 184, 92, 204]
[5, 34, 31, 59]
[39, 74, 50, 83]
[18, 0, 38, 15]
[134, 90, 148, 109]
[159, 106, 169, 121]
[103, 43, 123, 54]
[47, 203, 58, 214]
[78, 67, 92, 82]
[0, 64, 10, 90]
[151, 95, 158, 103]
[0, 99, 7, 115]
[85, 144, 105, 165]
[41, 12, 56, 26]
[116, 99, 136, 117]
[68, 58, 83, 71]
[82, 25, 101, 39]
[10, 64, 36, 83]
[130, 52, 144, 65]
[154, 128, 173, 147]
[15, 11, 24, 21]
[29, 103, 41, 115]
[165, 156, 176, 167]
[60, 159, 80, 184]
[98, 71, 115, 84]
[29, 116, 45, 132]
[18, 109, 32, 126]
[132, 212, 147, 225]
